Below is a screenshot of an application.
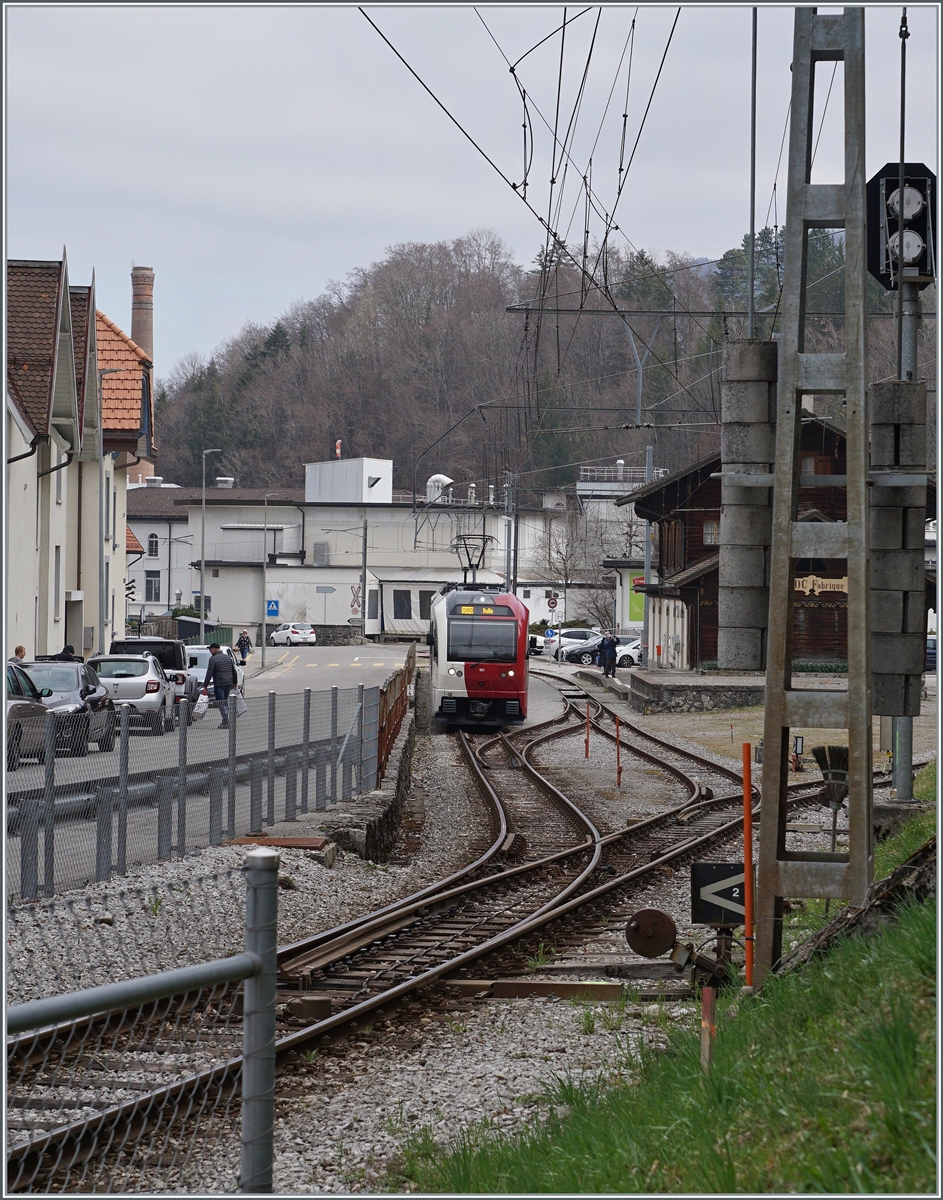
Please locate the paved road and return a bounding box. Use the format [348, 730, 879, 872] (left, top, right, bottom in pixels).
[245, 644, 411, 695]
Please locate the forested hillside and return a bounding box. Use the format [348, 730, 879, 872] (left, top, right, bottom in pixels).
[155, 227, 935, 493]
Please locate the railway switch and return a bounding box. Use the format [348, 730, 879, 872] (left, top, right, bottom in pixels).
[625, 907, 736, 989]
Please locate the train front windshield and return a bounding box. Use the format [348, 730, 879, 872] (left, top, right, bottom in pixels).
[448, 619, 517, 663]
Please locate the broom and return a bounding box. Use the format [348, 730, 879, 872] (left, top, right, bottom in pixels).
[811, 744, 849, 916]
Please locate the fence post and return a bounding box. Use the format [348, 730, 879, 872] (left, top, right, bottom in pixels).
[300, 689, 311, 814]
[209, 768, 223, 846]
[315, 744, 327, 811]
[330, 686, 338, 804]
[95, 787, 113, 882]
[361, 686, 379, 794]
[228, 695, 238, 838]
[241, 846, 279, 1194]
[284, 751, 297, 822]
[266, 692, 276, 825]
[20, 798, 39, 902]
[177, 700, 189, 856]
[43, 710, 57, 897]
[250, 758, 263, 834]
[356, 683, 364, 794]
[116, 704, 131, 876]
[157, 775, 174, 861]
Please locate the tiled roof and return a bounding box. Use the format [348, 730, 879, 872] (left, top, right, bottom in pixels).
[126, 525, 144, 553]
[128, 486, 200, 519]
[96, 310, 150, 432]
[69, 286, 91, 435]
[7, 260, 65, 437]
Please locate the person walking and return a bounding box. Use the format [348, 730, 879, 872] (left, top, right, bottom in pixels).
[202, 643, 237, 728]
[9, 645, 26, 662]
[601, 632, 619, 678]
[236, 629, 253, 665]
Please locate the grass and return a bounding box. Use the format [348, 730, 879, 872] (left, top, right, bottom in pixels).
[397, 897, 937, 1194]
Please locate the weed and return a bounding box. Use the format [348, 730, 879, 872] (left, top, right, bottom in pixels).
[146, 896, 163, 916]
[278, 875, 296, 890]
[302, 1049, 318, 1064]
[580, 1008, 597, 1035]
[525, 942, 557, 969]
[446, 1019, 467, 1034]
[600, 1007, 623, 1032]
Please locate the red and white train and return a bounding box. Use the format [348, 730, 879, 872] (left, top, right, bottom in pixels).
[428, 585, 530, 727]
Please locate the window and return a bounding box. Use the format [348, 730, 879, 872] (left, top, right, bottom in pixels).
[448, 619, 517, 663]
[544, 590, 553, 600]
[663, 521, 685, 573]
[367, 590, 379, 620]
[703, 520, 719, 546]
[212, 568, 219, 578]
[392, 590, 412, 620]
[145, 572, 161, 603]
[54, 546, 61, 619]
[418, 590, 434, 621]
[147, 534, 159, 557]
[522, 589, 531, 599]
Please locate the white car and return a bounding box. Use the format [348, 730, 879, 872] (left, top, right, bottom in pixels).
[617, 638, 643, 667]
[184, 646, 246, 697]
[269, 623, 318, 647]
[548, 628, 598, 660]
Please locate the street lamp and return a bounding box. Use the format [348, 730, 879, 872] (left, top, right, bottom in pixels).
[200, 448, 222, 644]
[260, 493, 278, 669]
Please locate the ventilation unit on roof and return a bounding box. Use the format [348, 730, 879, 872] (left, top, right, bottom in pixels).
[145, 476, 164, 488]
[215, 477, 234, 489]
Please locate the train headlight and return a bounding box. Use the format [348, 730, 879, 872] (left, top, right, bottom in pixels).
[447, 667, 456, 675]
[508, 670, 515, 677]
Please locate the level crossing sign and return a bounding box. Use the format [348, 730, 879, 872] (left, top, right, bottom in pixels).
[266, 599, 279, 618]
[691, 862, 749, 925]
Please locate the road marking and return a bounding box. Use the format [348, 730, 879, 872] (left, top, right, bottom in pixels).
[328, 663, 340, 667]
[277, 651, 288, 663]
[372, 662, 385, 666]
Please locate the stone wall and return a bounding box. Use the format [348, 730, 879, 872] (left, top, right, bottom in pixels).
[628, 673, 765, 714]
[316, 707, 415, 861]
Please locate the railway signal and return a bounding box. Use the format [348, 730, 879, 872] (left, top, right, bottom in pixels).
[866, 162, 936, 290]
[691, 862, 747, 924]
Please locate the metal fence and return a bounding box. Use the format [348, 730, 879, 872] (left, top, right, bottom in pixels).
[6, 685, 375, 901]
[6, 847, 279, 1194]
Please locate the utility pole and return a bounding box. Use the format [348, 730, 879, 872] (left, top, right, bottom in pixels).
[755, 8, 871, 984]
[260, 493, 277, 670]
[200, 448, 222, 645]
[504, 470, 514, 589]
[360, 517, 368, 644]
[642, 445, 653, 666]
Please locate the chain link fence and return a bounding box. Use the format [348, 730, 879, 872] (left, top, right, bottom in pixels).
[6, 850, 279, 1195]
[7, 686, 376, 900]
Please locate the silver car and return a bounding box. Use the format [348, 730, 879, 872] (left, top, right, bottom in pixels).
[184, 645, 246, 698]
[87, 654, 176, 735]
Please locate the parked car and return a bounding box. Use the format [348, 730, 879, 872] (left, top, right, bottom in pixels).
[269, 623, 318, 647]
[109, 636, 200, 714]
[926, 635, 936, 672]
[545, 628, 596, 658]
[617, 638, 643, 667]
[6, 663, 53, 770]
[87, 654, 176, 735]
[184, 645, 246, 698]
[20, 661, 117, 755]
[556, 634, 640, 666]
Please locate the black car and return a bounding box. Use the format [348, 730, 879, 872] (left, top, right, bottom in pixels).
[557, 634, 639, 666]
[926, 635, 936, 673]
[20, 661, 117, 754]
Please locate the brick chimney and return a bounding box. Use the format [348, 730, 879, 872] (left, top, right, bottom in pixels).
[130, 265, 155, 360]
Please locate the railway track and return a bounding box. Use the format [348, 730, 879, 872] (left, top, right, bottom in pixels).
[6, 673, 924, 1189]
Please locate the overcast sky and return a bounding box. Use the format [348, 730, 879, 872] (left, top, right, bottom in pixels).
[5, 3, 938, 376]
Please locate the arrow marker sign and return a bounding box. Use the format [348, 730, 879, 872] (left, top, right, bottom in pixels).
[691, 862, 747, 924]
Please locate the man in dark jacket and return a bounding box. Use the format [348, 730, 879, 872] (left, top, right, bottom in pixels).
[601, 633, 619, 678]
[52, 644, 80, 661]
[202, 644, 236, 728]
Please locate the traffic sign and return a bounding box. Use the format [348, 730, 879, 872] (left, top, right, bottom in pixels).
[315, 586, 336, 594]
[266, 599, 279, 618]
[866, 162, 936, 290]
[691, 862, 749, 924]
[545, 628, 556, 640]
[547, 597, 558, 610]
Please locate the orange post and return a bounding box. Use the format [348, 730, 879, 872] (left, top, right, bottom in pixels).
[742, 742, 754, 988]
[585, 702, 590, 758]
[615, 716, 623, 787]
[700, 985, 716, 1072]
